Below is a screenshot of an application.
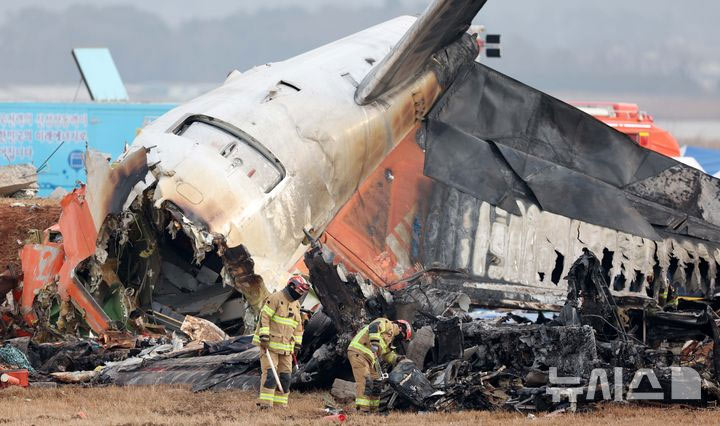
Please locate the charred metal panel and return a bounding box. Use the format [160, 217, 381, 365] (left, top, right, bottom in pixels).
[411, 61, 720, 303]
[221, 244, 267, 314]
[305, 246, 392, 336]
[101, 348, 261, 391]
[85, 148, 148, 232]
[462, 322, 599, 378]
[320, 133, 720, 307]
[423, 62, 720, 243]
[419, 180, 720, 303]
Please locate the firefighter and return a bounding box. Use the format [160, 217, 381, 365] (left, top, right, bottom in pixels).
[253, 275, 309, 409]
[347, 318, 412, 413]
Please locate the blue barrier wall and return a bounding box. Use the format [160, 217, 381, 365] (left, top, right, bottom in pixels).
[683, 145, 720, 176]
[0, 102, 175, 196]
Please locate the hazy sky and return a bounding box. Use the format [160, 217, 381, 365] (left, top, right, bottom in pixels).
[0, 0, 422, 23]
[0, 0, 718, 104]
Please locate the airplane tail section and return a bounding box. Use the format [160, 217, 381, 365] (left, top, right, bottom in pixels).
[354, 0, 488, 105]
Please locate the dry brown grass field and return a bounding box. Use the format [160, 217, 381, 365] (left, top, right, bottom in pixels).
[0, 386, 718, 425]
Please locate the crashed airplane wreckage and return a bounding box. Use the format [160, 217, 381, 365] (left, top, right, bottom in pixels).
[5, 0, 720, 412]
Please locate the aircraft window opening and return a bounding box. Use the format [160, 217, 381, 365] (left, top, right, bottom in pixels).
[174, 115, 286, 193]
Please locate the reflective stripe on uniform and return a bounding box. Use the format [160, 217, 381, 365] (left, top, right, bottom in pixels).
[252, 334, 268, 345]
[258, 327, 270, 335]
[273, 394, 289, 404]
[377, 335, 388, 352]
[349, 325, 376, 360]
[259, 392, 275, 402]
[271, 316, 299, 328]
[356, 397, 380, 407]
[349, 341, 375, 360]
[262, 304, 276, 317]
[293, 334, 303, 345]
[269, 341, 294, 352]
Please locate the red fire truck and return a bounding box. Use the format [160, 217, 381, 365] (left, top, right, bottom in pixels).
[572, 102, 681, 157]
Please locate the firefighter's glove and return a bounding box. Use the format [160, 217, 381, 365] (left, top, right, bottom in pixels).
[259, 335, 270, 351]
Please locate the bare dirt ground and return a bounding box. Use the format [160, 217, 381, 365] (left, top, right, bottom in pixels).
[0, 386, 717, 426]
[0, 198, 61, 272]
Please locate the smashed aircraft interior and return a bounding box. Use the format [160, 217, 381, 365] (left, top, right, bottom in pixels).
[3, 0, 720, 415]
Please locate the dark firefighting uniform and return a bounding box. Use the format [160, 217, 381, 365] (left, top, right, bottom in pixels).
[347, 318, 401, 411]
[252, 289, 303, 407]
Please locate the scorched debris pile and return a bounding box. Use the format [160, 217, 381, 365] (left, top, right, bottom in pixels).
[3, 241, 720, 414]
[308, 246, 720, 412]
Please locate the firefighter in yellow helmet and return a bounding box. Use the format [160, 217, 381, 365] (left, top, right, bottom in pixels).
[347, 318, 412, 413]
[253, 275, 310, 409]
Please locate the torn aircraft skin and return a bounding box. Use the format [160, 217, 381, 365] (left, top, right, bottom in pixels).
[320, 51, 720, 312]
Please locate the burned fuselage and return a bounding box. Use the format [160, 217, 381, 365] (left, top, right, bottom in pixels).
[320, 62, 720, 312]
[14, 0, 720, 339]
